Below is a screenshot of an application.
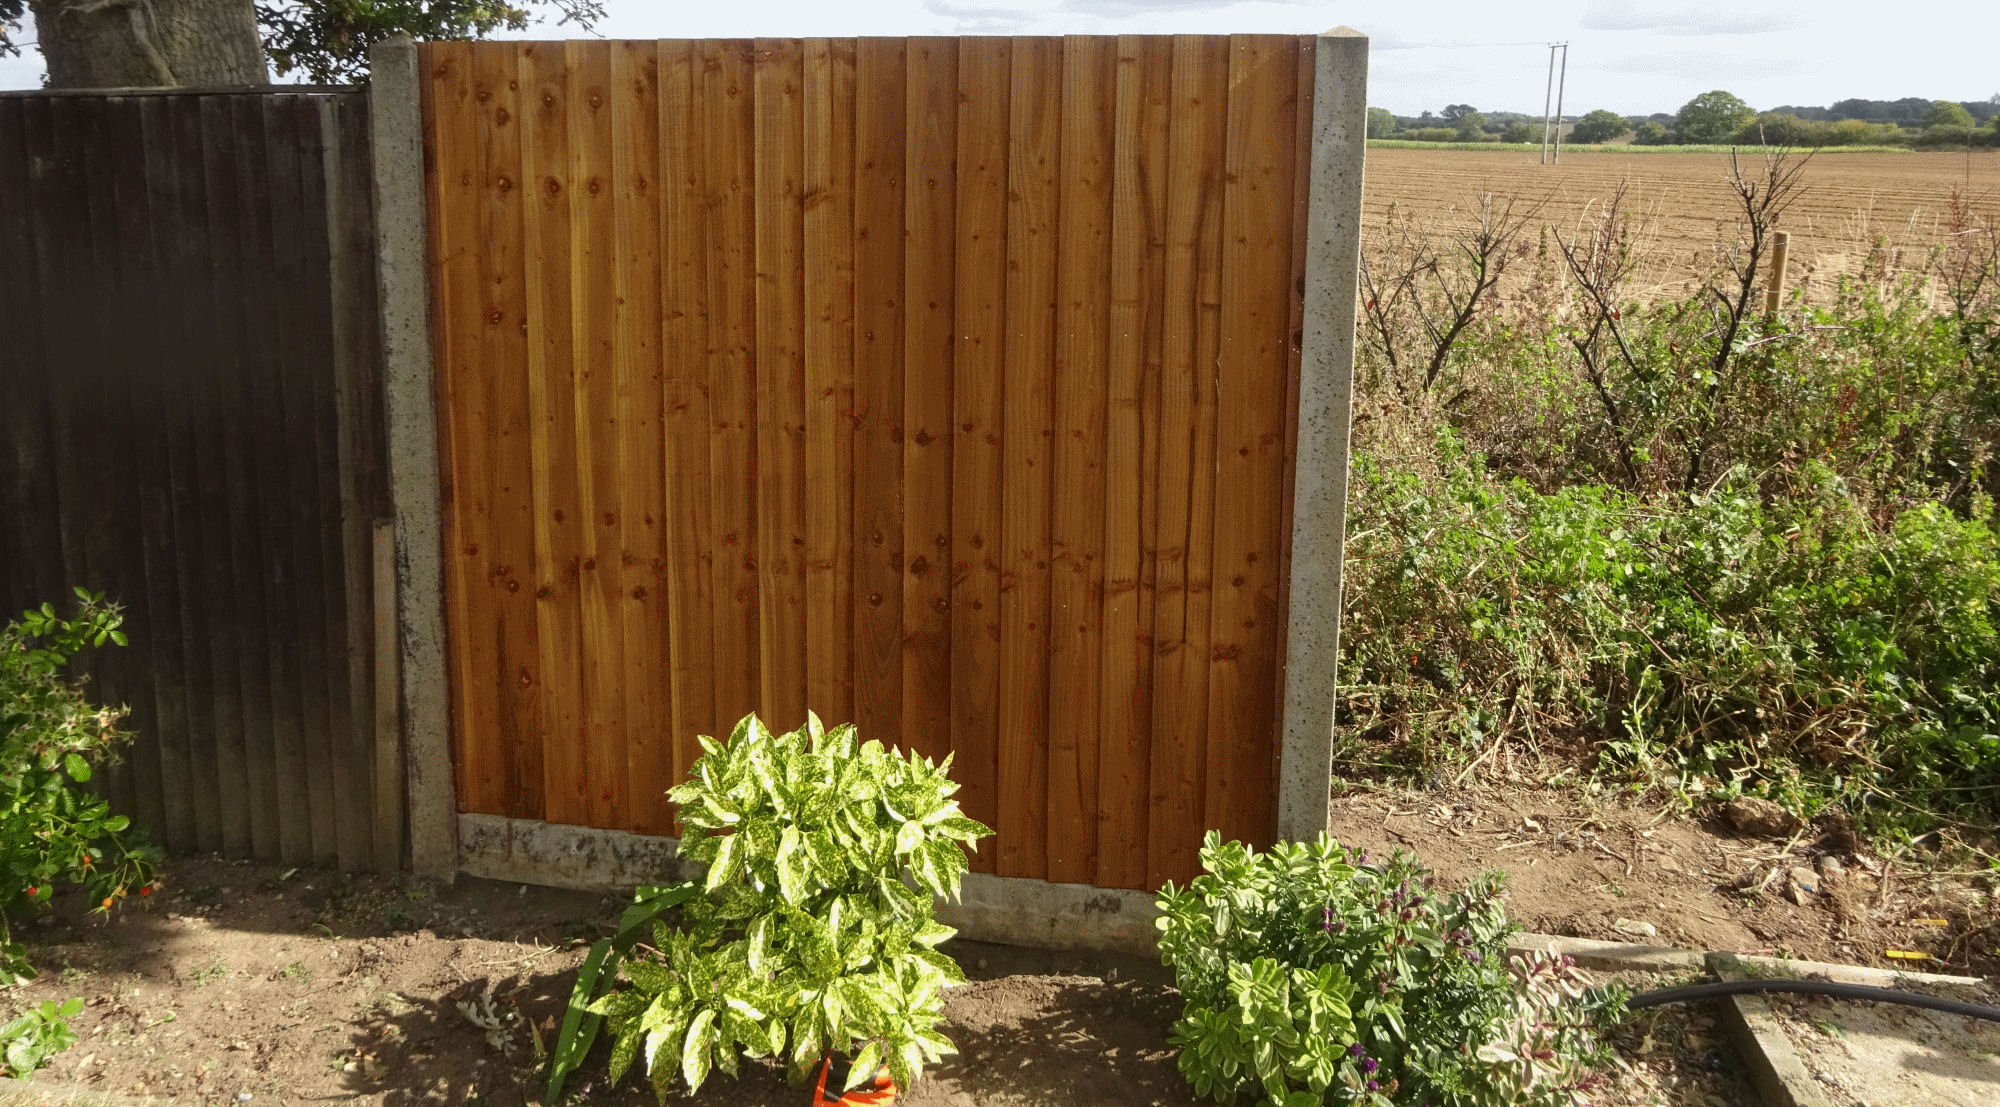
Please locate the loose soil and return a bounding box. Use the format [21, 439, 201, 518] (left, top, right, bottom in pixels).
[1326, 785, 2000, 978]
[6, 786, 1993, 1107]
[1366, 148, 2000, 294]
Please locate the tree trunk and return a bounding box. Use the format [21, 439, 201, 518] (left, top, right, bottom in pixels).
[31, 0, 267, 89]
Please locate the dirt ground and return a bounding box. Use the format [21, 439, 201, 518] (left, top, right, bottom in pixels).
[1326, 785, 1999, 978]
[4, 785, 1994, 1107]
[1365, 148, 2000, 294]
[1770, 985, 2000, 1105]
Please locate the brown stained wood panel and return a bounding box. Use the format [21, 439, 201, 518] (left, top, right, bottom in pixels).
[418, 37, 1316, 888]
[472, 48, 545, 825]
[1096, 35, 1172, 891]
[1, 89, 388, 869]
[426, 44, 505, 816]
[901, 37, 957, 765]
[995, 37, 1062, 880]
[850, 39, 907, 750]
[701, 39, 763, 734]
[611, 41, 674, 834]
[657, 39, 718, 794]
[753, 39, 810, 734]
[1204, 35, 1299, 849]
[802, 39, 857, 726]
[948, 37, 1009, 871]
[518, 41, 590, 827]
[1147, 35, 1230, 887]
[566, 41, 626, 829]
[1045, 35, 1116, 884]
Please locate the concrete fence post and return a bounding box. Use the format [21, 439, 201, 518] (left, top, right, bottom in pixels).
[1277, 27, 1368, 845]
[369, 35, 457, 878]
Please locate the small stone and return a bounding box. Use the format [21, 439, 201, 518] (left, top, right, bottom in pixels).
[1787, 866, 1820, 904]
[975, 958, 988, 971]
[1721, 797, 1802, 839]
[1614, 918, 1657, 939]
[1816, 855, 1844, 884]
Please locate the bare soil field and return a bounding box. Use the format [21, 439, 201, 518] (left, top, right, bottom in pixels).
[1366, 148, 2000, 295]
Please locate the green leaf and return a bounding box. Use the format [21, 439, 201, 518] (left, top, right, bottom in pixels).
[847, 1040, 883, 1090]
[64, 753, 90, 783]
[681, 1008, 716, 1092]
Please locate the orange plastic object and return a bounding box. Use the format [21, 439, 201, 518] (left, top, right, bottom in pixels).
[812, 1056, 898, 1105]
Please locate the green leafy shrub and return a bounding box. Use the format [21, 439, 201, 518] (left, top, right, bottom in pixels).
[1156, 833, 1618, 1107]
[546, 714, 990, 1102]
[1341, 436, 2000, 830]
[1, 592, 154, 981]
[0, 997, 82, 1078]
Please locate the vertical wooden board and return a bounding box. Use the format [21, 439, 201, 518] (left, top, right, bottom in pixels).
[324, 93, 387, 872]
[1204, 36, 1298, 849]
[850, 39, 906, 749]
[753, 38, 810, 734]
[1096, 35, 1172, 891]
[801, 38, 857, 726]
[424, 41, 506, 817]
[612, 41, 674, 833]
[901, 38, 956, 764]
[0, 101, 65, 613]
[567, 40, 627, 829]
[126, 97, 199, 853]
[1147, 36, 1229, 886]
[227, 95, 299, 859]
[277, 96, 348, 865]
[701, 39, 762, 734]
[87, 98, 166, 839]
[518, 42, 591, 826]
[995, 37, 1060, 880]
[657, 39, 718, 791]
[473, 47, 546, 824]
[949, 37, 1009, 870]
[1045, 35, 1115, 884]
[195, 96, 260, 859]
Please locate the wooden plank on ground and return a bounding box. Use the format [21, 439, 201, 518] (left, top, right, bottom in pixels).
[1205, 35, 1297, 849]
[754, 38, 810, 734]
[850, 38, 907, 750]
[701, 39, 762, 734]
[567, 40, 627, 828]
[949, 36, 1009, 871]
[518, 41, 590, 827]
[1147, 35, 1229, 886]
[1096, 34, 1172, 891]
[900, 37, 957, 765]
[802, 38, 857, 726]
[995, 36, 1061, 880]
[1045, 35, 1115, 884]
[657, 38, 718, 794]
[611, 40, 674, 833]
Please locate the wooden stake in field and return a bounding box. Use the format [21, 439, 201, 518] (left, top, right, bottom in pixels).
[1764, 230, 1791, 319]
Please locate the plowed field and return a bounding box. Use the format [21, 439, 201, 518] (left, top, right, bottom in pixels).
[1366, 148, 2000, 296]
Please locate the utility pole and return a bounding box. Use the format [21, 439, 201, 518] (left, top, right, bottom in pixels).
[1540, 43, 1557, 164]
[1552, 43, 1570, 162]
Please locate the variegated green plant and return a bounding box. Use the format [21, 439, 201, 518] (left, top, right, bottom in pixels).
[545, 713, 991, 1103]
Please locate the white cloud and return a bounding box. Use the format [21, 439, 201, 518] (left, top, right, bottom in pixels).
[1580, 0, 1807, 36]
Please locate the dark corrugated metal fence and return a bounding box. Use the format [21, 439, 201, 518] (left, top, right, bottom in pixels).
[0, 88, 398, 871]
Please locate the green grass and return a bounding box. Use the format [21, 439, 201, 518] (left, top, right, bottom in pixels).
[1367, 139, 1914, 154]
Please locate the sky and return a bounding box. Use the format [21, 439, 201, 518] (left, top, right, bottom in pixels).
[4, 0, 1997, 117]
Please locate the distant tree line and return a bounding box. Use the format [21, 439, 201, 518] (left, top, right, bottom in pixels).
[1370, 91, 2000, 148]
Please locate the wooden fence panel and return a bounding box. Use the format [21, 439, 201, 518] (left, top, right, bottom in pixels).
[0, 89, 394, 871]
[420, 36, 1312, 889]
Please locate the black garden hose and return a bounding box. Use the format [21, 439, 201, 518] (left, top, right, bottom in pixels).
[1628, 979, 2000, 1023]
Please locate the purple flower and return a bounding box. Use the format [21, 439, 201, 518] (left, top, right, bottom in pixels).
[1363, 1058, 1379, 1074]
[1464, 949, 1484, 964]
[1348, 1042, 1366, 1058]
[1367, 1080, 1381, 1092]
